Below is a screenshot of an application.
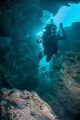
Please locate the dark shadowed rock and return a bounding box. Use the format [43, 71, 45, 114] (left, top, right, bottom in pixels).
[0, 1, 40, 42]
[0, 36, 12, 58]
[72, 22, 80, 37]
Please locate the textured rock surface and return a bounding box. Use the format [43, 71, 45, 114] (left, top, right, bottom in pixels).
[50, 41, 80, 114]
[58, 51, 80, 113]
[0, 0, 40, 41]
[0, 36, 12, 58]
[0, 36, 39, 90]
[0, 1, 80, 120]
[0, 88, 58, 120]
[50, 23, 80, 117]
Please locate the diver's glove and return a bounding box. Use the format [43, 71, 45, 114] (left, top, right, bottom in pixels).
[60, 23, 63, 29]
[37, 37, 43, 43]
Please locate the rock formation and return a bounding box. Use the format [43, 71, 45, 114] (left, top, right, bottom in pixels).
[0, 0, 80, 119]
[0, 88, 58, 120]
[50, 22, 80, 117]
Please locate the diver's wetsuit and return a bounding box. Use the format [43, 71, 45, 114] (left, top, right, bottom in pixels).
[37, 24, 67, 62]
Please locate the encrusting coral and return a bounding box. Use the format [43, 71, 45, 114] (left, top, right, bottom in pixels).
[0, 88, 59, 120]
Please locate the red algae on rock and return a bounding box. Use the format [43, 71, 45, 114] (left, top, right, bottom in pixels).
[0, 88, 58, 120]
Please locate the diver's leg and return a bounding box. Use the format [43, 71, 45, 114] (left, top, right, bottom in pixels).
[46, 53, 53, 62]
[39, 50, 45, 59]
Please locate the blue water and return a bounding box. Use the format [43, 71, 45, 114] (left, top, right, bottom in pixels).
[54, 3, 80, 27]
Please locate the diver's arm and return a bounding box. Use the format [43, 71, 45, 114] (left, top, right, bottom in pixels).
[58, 23, 67, 40]
[61, 27, 67, 40]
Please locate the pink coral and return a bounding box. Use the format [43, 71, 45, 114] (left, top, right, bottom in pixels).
[42, 106, 56, 120]
[0, 88, 58, 120]
[2, 88, 11, 95]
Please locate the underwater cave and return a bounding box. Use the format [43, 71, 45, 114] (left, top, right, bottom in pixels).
[0, 0, 80, 120]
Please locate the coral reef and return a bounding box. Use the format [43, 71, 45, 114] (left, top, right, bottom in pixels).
[0, 88, 58, 120]
[50, 51, 80, 114]
[49, 23, 80, 119]
[0, 0, 80, 119]
[58, 51, 80, 113]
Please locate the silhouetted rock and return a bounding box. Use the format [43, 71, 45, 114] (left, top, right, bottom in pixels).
[0, 1, 40, 42]
[72, 22, 80, 37]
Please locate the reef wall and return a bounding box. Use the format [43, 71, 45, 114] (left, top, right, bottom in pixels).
[0, 1, 80, 119]
[50, 22, 80, 116]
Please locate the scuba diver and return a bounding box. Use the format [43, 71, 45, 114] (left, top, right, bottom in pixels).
[37, 19, 67, 62]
